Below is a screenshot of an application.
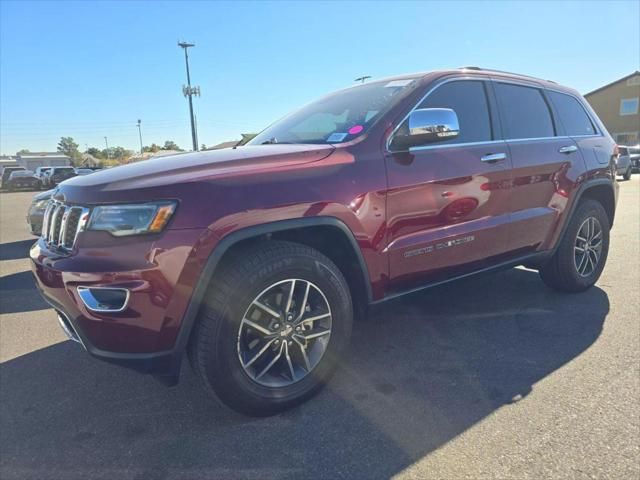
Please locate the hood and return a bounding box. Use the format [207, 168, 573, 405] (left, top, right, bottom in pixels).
[61, 144, 335, 192]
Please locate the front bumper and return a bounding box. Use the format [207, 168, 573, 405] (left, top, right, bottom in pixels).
[30, 228, 209, 381]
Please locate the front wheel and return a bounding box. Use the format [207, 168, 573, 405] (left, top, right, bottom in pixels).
[188, 241, 353, 416]
[539, 199, 610, 292]
[623, 166, 632, 180]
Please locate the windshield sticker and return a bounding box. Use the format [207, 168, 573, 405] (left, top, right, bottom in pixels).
[348, 125, 364, 135]
[327, 132, 348, 143]
[384, 79, 413, 88]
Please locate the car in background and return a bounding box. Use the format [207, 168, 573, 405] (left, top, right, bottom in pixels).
[34, 166, 52, 188]
[43, 166, 76, 187]
[5, 170, 40, 191]
[26, 189, 54, 235]
[616, 146, 633, 180]
[629, 145, 640, 172]
[74, 168, 95, 176]
[1, 166, 26, 189]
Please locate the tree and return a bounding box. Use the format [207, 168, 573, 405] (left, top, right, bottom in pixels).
[162, 140, 182, 151]
[86, 147, 103, 159]
[57, 137, 81, 161]
[200, 143, 207, 151]
[17, 149, 30, 155]
[143, 144, 160, 153]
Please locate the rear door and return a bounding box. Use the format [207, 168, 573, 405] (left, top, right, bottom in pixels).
[492, 80, 584, 253]
[385, 78, 512, 290]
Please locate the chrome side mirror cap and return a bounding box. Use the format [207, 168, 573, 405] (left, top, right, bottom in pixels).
[390, 108, 460, 151]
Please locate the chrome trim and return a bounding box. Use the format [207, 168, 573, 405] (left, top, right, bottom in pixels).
[40, 201, 90, 250]
[408, 139, 505, 153]
[481, 152, 507, 163]
[56, 312, 82, 344]
[559, 145, 579, 154]
[77, 286, 130, 313]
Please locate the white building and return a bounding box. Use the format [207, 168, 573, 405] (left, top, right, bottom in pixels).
[16, 152, 71, 171]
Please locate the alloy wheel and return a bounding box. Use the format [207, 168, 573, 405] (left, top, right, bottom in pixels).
[237, 279, 332, 388]
[574, 216, 603, 277]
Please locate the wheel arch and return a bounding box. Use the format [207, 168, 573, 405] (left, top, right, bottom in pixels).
[168, 216, 373, 379]
[551, 178, 617, 257]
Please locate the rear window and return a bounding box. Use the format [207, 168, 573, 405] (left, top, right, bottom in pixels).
[548, 91, 596, 136]
[494, 83, 555, 139]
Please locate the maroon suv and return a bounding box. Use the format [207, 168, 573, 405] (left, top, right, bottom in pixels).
[31, 68, 618, 415]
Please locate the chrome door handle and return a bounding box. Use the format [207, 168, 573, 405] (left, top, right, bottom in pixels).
[559, 145, 578, 154]
[481, 153, 507, 163]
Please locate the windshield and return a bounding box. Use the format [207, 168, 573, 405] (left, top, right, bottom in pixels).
[248, 78, 418, 146]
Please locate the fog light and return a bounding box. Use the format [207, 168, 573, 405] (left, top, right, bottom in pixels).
[77, 287, 129, 312]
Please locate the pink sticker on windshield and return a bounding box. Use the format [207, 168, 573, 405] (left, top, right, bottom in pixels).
[348, 125, 364, 135]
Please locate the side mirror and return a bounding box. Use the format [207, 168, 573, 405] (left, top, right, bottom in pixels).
[390, 108, 460, 151]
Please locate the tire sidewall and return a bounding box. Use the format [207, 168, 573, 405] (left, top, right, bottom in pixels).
[562, 200, 610, 289]
[207, 250, 352, 412]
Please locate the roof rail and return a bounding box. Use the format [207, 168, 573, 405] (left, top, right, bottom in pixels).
[457, 66, 555, 83]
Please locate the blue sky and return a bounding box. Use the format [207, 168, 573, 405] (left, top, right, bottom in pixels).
[1, 0, 638, 155]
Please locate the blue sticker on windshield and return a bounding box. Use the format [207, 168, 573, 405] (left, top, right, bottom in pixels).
[327, 132, 348, 143]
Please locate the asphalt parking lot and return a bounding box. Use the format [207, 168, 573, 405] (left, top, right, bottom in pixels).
[0, 178, 638, 480]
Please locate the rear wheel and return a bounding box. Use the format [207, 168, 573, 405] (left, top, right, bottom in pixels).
[539, 199, 610, 292]
[188, 240, 353, 416]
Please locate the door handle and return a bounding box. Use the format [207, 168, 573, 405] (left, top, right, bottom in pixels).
[481, 153, 507, 163]
[559, 145, 578, 154]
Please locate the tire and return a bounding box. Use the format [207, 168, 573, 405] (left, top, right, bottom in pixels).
[623, 166, 632, 181]
[539, 199, 610, 293]
[188, 240, 353, 416]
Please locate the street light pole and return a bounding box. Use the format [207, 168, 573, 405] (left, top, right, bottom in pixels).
[104, 136, 109, 159]
[137, 119, 143, 154]
[178, 41, 200, 151]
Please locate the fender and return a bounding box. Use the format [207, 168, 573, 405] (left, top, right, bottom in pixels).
[161, 216, 373, 384]
[550, 177, 617, 256]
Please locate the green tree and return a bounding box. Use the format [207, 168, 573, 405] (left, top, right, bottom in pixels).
[17, 149, 30, 155]
[86, 147, 104, 159]
[200, 143, 207, 151]
[143, 144, 160, 153]
[162, 140, 182, 151]
[57, 137, 81, 161]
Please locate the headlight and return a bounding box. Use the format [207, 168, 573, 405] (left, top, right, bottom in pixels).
[88, 201, 177, 236]
[32, 199, 49, 210]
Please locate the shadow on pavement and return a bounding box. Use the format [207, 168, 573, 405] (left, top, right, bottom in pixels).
[0, 270, 49, 314]
[0, 239, 35, 261]
[0, 268, 609, 479]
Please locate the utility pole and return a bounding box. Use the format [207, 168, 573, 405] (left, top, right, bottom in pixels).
[355, 75, 371, 84]
[104, 136, 109, 159]
[178, 41, 200, 151]
[137, 119, 143, 154]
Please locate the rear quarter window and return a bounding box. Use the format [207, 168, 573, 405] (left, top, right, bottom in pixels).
[548, 91, 596, 136]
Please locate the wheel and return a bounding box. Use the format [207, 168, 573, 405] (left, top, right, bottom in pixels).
[188, 240, 353, 416]
[539, 199, 610, 292]
[623, 166, 632, 180]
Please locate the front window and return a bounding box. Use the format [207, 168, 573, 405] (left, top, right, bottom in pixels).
[248, 78, 418, 146]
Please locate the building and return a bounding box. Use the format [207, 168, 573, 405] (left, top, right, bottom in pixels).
[16, 152, 71, 171]
[585, 71, 640, 146]
[210, 133, 258, 150]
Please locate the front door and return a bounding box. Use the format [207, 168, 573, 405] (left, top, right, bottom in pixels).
[384, 78, 512, 291]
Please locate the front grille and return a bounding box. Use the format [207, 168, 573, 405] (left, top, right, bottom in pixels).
[42, 201, 90, 250]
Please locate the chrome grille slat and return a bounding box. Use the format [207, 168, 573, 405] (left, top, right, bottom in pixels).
[41, 201, 90, 251]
